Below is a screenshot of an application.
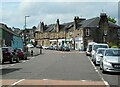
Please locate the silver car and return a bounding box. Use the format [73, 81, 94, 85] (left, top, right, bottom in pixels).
[100, 48, 120, 73]
[94, 48, 106, 65]
[91, 43, 109, 63]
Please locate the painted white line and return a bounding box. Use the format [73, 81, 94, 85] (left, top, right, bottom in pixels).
[22, 61, 26, 63]
[43, 79, 49, 80]
[81, 80, 87, 82]
[0, 65, 9, 69]
[10, 64, 15, 66]
[11, 79, 25, 86]
[87, 57, 110, 87]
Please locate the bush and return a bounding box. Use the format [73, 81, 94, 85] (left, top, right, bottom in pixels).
[111, 45, 119, 48]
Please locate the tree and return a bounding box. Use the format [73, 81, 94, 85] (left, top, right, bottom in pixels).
[108, 16, 117, 24]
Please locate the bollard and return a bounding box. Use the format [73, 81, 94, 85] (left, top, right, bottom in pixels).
[40, 48, 42, 54]
[31, 50, 33, 56]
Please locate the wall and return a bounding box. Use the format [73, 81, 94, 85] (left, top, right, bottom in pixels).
[11, 35, 23, 49]
[3, 29, 12, 47]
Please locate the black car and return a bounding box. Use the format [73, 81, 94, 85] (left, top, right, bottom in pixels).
[2, 47, 20, 64]
[58, 45, 70, 51]
[63, 46, 70, 51]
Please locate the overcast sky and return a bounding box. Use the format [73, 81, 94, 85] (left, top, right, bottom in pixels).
[1, 0, 120, 29]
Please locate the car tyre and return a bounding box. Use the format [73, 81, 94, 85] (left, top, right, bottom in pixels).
[16, 57, 20, 63]
[10, 57, 14, 64]
[100, 65, 102, 70]
[102, 64, 107, 74]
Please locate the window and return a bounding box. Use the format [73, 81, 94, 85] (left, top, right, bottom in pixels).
[86, 29, 90, 36]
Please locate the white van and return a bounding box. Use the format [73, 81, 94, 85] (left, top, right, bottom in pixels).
[91, 43, 109, 63]
[86, 42, 96, 56]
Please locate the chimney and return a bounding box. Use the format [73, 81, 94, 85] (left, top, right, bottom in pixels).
[56, 19, 60, 32]
[40, 22, 44, 33]
[74, 16, 85, 30]
[99, 13, 108, 28]
[74, 16, 77, 30]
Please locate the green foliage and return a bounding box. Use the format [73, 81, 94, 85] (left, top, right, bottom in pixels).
[111, 45, 119, 48]
[108, 16, 116, 24]
[108, 42, 119, 48]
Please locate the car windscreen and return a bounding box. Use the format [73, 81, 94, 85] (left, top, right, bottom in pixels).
[105, 49, 120, 56]
[93, 45, 108, 51]
[97, 49, 105, 55]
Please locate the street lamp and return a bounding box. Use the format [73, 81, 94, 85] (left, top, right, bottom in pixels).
[24, 15, 30, 52]
[25, 16, 30, 29]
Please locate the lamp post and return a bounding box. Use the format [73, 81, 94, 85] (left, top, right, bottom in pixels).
[24, 15, 30, 52]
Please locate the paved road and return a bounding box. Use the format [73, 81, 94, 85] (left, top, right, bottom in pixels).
[1, 48, 119, 87]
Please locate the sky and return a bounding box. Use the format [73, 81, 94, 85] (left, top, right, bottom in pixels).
[0, 0, 120, 29]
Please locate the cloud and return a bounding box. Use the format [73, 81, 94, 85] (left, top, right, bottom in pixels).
[1, 1, 119, 29]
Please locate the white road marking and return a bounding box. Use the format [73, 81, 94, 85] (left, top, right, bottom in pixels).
[22, 61, 26, 63]
[0, 65, 9, 69]
[88, 57, 110, 87]
[43, 79, 49, 80]
[81, 80, 87, 82]
[10, 64, 15, 66]
[11, 79, 25, 86]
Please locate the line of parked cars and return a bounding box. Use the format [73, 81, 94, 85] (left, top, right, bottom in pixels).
[1, 47, 28, 64]
[86, 42, 120, 73]
[36, 45, 70, 51]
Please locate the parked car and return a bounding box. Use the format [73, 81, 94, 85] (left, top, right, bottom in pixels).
[86, 42, 96, 56]
[94, 48, 106, 65]
[2, 47, 20, 64]
[16, 48, 27, 60]
[42, 46, 49, 49]
[0, 47, 2, 64]
[91, 43, 109, 62]
[27, 44, 34, 48]
[48, 45, 54, 50]
[58, 45, 64, 51]
[100, 48, 120, 73]
[63, 46, 70, 51]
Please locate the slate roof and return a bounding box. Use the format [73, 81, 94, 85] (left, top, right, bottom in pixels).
[45, 24, 56, 32]
[79, 17, 100, 28]
[60, 22, 74, 32]
[40, 16, 120, 32]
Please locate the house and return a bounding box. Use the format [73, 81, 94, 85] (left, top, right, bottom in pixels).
[35, 13, 120, 50]
[0, 23, 23, 49]
[21, 26, 37, 46]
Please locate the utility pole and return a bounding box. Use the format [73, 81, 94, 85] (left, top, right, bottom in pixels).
[24, 15, 30, 52]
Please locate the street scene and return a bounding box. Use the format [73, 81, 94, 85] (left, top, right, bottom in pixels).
[0, 0, 120, 87]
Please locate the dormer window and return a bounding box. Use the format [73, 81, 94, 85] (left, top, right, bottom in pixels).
[86, 29, 90, 36]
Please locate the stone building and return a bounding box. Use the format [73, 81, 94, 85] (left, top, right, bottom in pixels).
[35, 13, 120, 50]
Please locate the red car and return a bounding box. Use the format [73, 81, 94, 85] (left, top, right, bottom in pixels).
[16, 48, 27, 60]
[2, 47, 19, 64]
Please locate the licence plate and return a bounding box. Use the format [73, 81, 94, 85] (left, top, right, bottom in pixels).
[114, 65, 120, 68]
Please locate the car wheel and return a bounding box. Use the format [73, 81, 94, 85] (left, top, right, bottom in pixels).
[16, 57, 20, 63]
[10, 57, 14, 64]
[102, 64, 106, 73]
[2, 60, 4, 64]
[100, 65, 102, 70]
[24, 56, 27, 60]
